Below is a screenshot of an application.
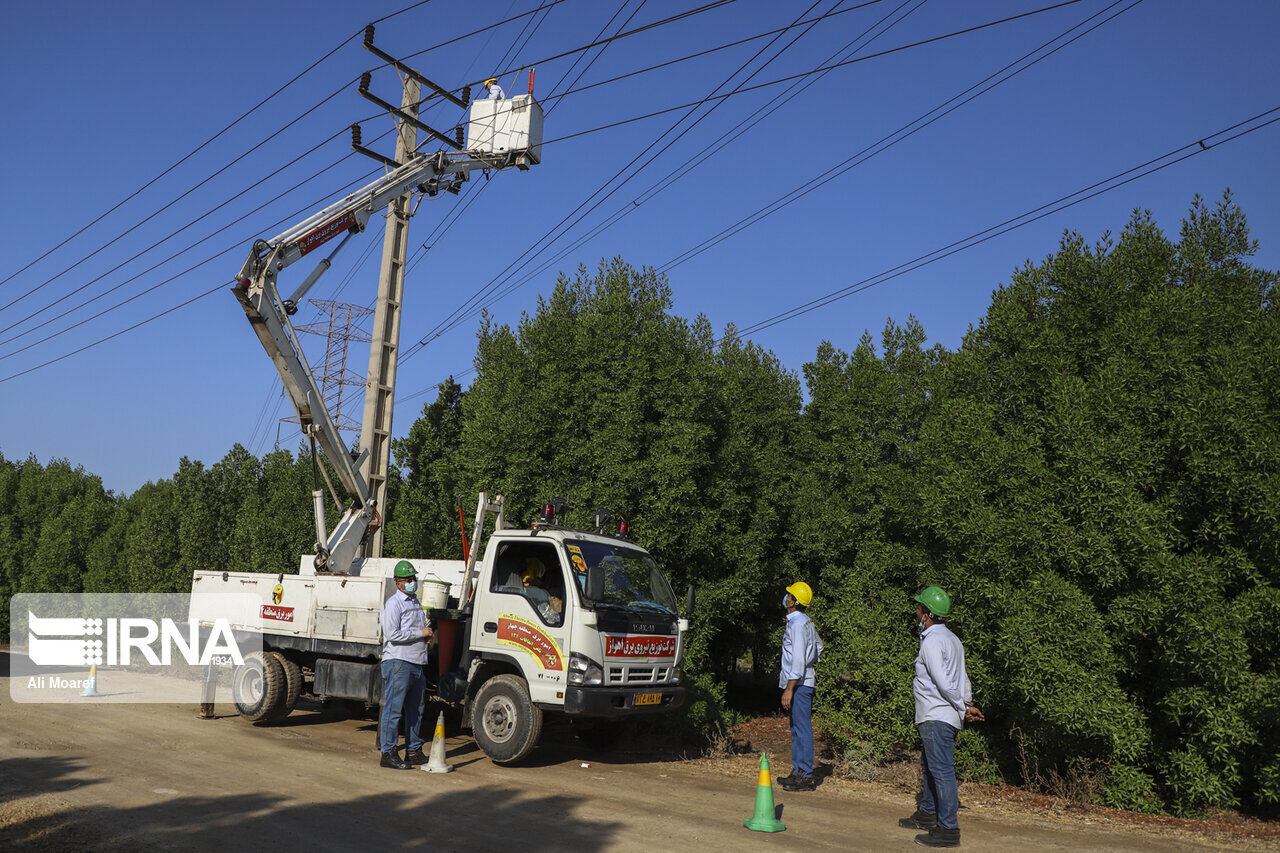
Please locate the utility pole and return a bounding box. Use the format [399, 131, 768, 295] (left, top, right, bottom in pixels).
[358, 74, 419, 558]
[230, 20, 536, 575]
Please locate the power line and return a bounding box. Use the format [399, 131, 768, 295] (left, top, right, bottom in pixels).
[402, 0, 849, 361]
[1, 0, 732, 364]
[403, 0, 651, 277]
[463, 0, 929, 327]
[737, 106, 1280, 337]
[543, 0, 1092, 148]
[0, 159, 382, 363]
[0, 0, 1152, 385]
[0, 124, 354, 343]
[660, 0, 1145, 274]
[0, 0, 445, 296]
[394, 105, 1280, 402]
[401, 0, 1099, 356]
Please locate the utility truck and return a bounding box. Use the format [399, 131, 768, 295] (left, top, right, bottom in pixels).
[190, 43, 687, 764]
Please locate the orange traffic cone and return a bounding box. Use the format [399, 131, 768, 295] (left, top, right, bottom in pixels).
[743, 751, 786, 832]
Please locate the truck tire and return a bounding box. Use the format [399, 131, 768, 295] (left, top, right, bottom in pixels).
[471, 674, 542, 765]
[264, 651, 303, 721]
[233, 651, 286, 723]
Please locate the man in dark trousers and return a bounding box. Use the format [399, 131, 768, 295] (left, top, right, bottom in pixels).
[379, 560, 433, 769]
[778, 581, 823, 791]
[900, 586, 984, 847]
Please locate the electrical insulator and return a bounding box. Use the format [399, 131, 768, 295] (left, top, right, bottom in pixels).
[351, 124, 363, 146]
[363, 25, 375, 48]
[360, 71, 372, 92]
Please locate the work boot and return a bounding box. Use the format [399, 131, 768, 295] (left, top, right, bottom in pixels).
[380, 750, 410, 770]
[775, 770, 800, 788]
[914, 826, 960, 847]
[404, 748, 428, 765]
[780, 775, 816, 792]
[899, 809, 939, 830]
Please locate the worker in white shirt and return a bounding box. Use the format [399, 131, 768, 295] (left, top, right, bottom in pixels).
[482, 77, 505, 99]
[901, 586, 984, 848]
[778, 581, 823, 791]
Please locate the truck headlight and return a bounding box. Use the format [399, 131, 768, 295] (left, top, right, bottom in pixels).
[568, 652, 604, 686]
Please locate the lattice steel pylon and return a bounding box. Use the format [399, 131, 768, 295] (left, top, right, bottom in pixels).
[280, 299, 374, 445]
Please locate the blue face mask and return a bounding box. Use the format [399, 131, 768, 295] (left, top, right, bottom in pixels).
[917, 620, 927, 634]
[404, 580, 418, 594]
[783, 593, 792, 609]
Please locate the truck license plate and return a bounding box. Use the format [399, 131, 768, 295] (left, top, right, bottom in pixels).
[634, 692, 661, 707]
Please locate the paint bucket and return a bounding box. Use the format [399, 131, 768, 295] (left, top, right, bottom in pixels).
[420, 578, 450, 610]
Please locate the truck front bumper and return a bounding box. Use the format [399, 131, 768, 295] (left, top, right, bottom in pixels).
[563, 685, 686, 718]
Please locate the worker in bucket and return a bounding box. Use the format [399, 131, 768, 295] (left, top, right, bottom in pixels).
[778, 581, 823, 792]
[482, 77, 505, 99]
[900, 586, 984, 848]
[379, 560, 434, 769]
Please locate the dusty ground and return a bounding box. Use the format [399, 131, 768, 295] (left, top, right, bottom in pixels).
[1, 653, 1273, 852]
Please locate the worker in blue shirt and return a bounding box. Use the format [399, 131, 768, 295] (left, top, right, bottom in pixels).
[900, 586, 984, 848]
[379, 561, 434, 769]
[778, 581, 823, 791]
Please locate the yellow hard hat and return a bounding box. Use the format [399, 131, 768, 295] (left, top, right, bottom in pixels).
[483, 78, 498, 87]
[521, 557, 545, 586]
[786, 581, 813, 607]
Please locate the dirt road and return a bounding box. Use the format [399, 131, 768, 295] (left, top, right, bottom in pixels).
[0, 653, 1260, 851]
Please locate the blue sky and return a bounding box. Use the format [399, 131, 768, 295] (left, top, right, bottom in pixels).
[1, 0, 1276, 495]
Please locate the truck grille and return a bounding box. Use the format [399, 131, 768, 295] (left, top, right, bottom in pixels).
[606, 665, 671, 685]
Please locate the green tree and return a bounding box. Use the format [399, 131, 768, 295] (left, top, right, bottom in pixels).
[386, 378, 468, 560]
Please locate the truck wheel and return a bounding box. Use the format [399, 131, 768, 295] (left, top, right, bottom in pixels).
[233, 651, 286, 723]
[471, 674, 542, 765]
[264, 651, 302, 720]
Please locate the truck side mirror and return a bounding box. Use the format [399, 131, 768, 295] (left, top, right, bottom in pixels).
[586, 563, 605, 602]
[684, 584, 695, 617]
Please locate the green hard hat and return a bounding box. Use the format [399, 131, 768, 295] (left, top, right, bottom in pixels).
[393, 560, 417, 578]
[914, 586, 952, 618]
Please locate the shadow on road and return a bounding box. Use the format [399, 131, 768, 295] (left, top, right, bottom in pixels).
[0, 753, 623, 852]
[0, 755, 104, 801]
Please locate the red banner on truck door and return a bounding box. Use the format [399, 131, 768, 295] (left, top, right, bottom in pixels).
[605, 635, 676, 658]
[497, 615, 564, 670]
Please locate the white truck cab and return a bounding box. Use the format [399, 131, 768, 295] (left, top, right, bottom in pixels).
[460, 523, 687, 761]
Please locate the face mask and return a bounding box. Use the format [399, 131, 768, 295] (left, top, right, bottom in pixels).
[404, 580, 418, 594]
[783, 593, 792, 609]
[917, 620, 927, 635]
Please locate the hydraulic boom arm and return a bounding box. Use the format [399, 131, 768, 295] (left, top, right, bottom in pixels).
[232, 145, 530, 573]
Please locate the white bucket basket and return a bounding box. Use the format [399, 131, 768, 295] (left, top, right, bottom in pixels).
[420, 578, 450, 609]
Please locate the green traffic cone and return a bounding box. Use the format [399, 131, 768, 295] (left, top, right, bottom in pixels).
[743, 751, 786, 832]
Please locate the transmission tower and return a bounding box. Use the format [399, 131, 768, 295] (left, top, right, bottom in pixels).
[280, 299, 373, 446]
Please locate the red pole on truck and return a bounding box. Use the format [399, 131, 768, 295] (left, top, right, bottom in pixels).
[458, 507, 470, 561]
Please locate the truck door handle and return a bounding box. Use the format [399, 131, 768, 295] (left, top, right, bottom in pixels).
[484, 622, 497, 633]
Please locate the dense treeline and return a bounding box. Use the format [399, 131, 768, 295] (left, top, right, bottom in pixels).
[1, 195, 1275, 816]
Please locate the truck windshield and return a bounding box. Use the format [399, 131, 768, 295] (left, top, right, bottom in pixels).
[565, 539, 679, 615]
